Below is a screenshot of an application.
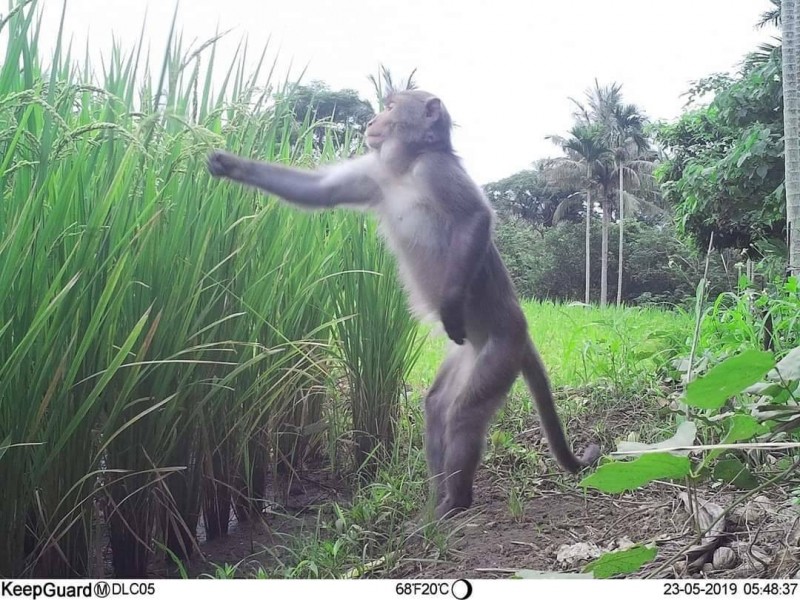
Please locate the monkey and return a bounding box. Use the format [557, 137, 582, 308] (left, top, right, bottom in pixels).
[207, 89, 600, 519]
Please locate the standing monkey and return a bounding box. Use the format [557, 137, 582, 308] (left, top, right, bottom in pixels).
[208, 90, 599, 519]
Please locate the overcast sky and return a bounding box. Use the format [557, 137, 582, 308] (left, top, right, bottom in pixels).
[36, 0, 775, 183]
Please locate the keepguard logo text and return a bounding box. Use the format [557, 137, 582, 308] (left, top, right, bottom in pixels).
[1, 582, 91, 599]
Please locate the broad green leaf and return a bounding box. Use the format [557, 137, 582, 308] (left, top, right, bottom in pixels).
[581, 453, 691, 493]
[722, 414, 767, 444]
[775, 386, 799, 404]
[584, 545, 658, 579]
[705, 414, 768, 465]
[685, 350, 775, 409]
[713, 457, 759, 490]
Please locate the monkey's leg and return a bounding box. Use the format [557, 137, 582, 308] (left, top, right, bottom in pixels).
[436, 337, 522, 519]
[424, 345, 473, 504]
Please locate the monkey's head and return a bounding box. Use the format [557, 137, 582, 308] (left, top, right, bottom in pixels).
[365, 90, 453, 154]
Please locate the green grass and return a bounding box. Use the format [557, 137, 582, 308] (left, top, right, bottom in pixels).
[412, 300, 691, 390]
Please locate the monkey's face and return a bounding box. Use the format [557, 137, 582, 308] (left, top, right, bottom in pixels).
[365, 91, 452, 152]
[365, 97, 401, 150]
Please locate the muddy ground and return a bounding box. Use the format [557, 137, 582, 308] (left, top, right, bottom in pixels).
[163, 395, 800, 579]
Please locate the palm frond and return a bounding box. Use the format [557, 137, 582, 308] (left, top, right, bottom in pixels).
[742, 38, 781, 71]
[586, 79, 623, 122]
[545, 133, 569, 148]
[542, 156, 585, 185]
[569, 96, 592, 125]
[622, 190, 665, 218]
[756, 0, 780, 29]
[553, 192, 587, 224]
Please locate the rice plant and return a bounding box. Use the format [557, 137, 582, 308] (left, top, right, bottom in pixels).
[0, 0, 420, 577]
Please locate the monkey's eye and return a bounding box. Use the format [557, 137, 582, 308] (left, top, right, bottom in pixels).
[387, 102, 395, 111]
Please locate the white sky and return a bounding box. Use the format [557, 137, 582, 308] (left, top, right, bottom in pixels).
[36, 0, 775, 184]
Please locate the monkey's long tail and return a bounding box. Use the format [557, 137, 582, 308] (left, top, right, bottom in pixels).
[520, 340, 600, 473]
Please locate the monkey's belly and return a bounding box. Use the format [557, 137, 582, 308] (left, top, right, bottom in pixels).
[376, 193, 448, 318]
[390, 243, 447, 320]
[377, 231, 444, 316]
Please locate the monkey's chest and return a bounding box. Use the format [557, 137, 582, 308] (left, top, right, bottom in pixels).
[376, 192, 449, 315]
[378, 190, 446, 258]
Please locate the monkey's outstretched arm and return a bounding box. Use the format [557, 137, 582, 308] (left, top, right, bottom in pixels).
[207, 150, 382, 208]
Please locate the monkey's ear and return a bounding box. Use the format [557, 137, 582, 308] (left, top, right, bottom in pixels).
[425, 97, 443, 121]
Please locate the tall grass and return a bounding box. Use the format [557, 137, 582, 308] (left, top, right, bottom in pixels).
[0, 0, 419, 577]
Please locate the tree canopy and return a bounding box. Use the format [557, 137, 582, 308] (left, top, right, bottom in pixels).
[654, 49, 785, 252]
[483, 163, 583, 227]
[288, 81, 375, 148]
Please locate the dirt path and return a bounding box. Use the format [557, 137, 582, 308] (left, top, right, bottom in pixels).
[393, 471, 680, 578]
[172, 395, 800, 579]
[181, 467, 800, 579]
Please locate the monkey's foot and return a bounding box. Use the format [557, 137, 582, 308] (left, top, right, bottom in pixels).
[433, 499, 470, 520]
[402, 504, 466, 544]
[580, 443, 602, 467]
[207, 149, 240, 178]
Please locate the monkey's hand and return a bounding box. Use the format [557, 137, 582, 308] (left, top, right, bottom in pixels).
[207, 150, 243, 179]
[440, 297, 466, 345]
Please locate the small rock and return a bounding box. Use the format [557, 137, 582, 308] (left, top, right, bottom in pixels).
[556, 542, 602, 567]
[734, 495, 773, 524]
[604, 536, 637, 552]
[754, 494, 772, 506]
[616, 536, 636, 551]
[712, 547, 738, 570]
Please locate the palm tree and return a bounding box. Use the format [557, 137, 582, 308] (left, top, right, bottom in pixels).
[750, 0, 799, 276]
[571, 82, 623, 306]
[609, 103, 651, 305]
[547, 124, 611, 303]
[783, 0, 800, 276]
[592, 162, 616, 307]
[572, 81, 656, 305]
